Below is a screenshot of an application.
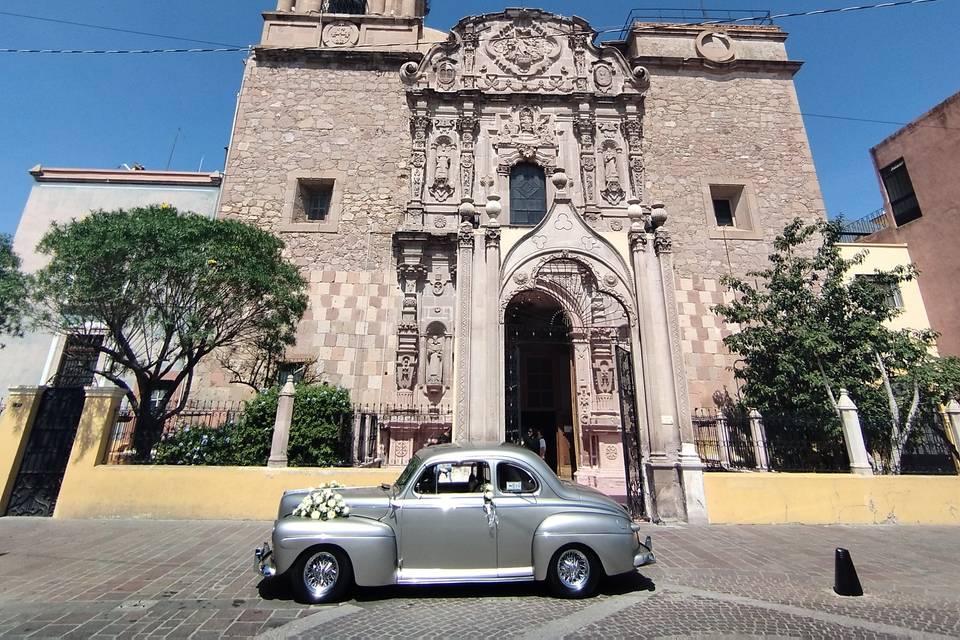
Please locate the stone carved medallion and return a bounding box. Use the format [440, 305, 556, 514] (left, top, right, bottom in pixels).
[436, 60, 457, 89]
[695, 31, 736, 64]
[485, 16, 562, 77]
[434, 215, 448, 229]
[322, 21, 359, 48]
[605, 444, 618, 461]
[593, 63, 614, 92]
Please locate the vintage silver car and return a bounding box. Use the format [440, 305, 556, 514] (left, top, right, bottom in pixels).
[255, 443, 654, 603]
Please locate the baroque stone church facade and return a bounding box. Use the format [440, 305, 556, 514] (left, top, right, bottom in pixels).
[214, 1, 825, 522]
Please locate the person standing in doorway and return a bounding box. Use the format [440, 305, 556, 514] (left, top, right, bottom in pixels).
[537, 429, 547, 461]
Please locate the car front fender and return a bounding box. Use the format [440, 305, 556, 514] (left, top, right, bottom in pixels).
[272, 516, 397, 587]
[532, 511, 640, 580]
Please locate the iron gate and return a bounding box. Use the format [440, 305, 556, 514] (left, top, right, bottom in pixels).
[4, 387, 87, 517]
[616, 345, 647, 520]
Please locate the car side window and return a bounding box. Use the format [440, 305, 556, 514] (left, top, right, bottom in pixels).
[497, 463, 539, 494]
[413, 461, 491, 496]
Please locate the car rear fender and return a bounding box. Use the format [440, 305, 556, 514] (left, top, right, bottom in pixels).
[272, 516, 397, 587]
[532, 511, 639, 580]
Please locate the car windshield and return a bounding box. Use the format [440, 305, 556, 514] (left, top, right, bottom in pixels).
[393, 454, 422, 493]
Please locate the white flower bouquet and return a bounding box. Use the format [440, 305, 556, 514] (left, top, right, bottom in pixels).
[292, 482, 351, 521]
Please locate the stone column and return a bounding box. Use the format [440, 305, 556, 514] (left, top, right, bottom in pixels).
[945, 399, 960, 458]
[454, 208, 476, 443]
[837, 389, 873, 476]
[276, 0, 295, 11]
[300, 0, 323, 13]
[749, 409, 770, 471]
[268, 376, 297, 468]
[484, 224, 502, 443]
[368, 0, 386, 14]
[0, 386, 46, 514]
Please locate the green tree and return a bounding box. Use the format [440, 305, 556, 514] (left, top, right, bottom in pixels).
[0, 234, 28, 347]
[714, 218, 951, 473]
[31, 205, 308, 459]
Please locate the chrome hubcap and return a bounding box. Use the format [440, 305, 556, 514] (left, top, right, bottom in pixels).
[303, 551, 339, 598]
[556, 549, 590, 591]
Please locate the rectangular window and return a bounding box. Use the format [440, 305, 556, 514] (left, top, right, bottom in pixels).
[296, 179, 334, 222]
[712, 198, 735, 227]
[855, 274, 904, 310]
[880, 159, 922, 226]
[709, 185, 750, 230]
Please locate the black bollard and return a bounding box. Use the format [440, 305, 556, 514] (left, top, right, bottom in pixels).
[833, 547, 864, 597]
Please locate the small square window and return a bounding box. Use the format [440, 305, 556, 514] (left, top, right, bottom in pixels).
[710, 185, 746, 229]
[295, 180, 334, 222]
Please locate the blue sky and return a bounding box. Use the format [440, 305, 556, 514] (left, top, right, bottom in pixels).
[1, 0, 957, 237]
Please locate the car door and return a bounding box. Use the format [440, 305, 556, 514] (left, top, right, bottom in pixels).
[395, 459, 498, 581]
[492, 460, 548, 578]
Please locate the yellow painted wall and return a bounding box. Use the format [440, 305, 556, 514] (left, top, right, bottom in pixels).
[838, 243, 933, 335]
[704, 473, 960, 525]
[55, 465, 400, 520]
[53, 386, 400, 521]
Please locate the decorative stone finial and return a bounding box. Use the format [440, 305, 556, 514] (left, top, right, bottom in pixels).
[649, 202, 667, 230]
[400, 61, 419, 83]
[485, 194, 502, 227]
[551, 167, 569, 191]
[627, 198, 644, 233]
[281, 375, 296, 396]
[458, 197, 476, 224]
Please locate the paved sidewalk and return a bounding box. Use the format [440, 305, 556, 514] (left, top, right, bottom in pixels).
[0, 518, 958, 639]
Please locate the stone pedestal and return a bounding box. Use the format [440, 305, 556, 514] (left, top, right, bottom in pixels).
[838, 389, 873, 476]
[268, 376, 297, 468]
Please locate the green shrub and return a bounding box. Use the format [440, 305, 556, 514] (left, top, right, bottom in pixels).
[153, 384, 352, 467]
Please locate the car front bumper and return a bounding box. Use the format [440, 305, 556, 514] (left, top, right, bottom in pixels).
[254, 542, 276, 578]
[633, 532, 656, 568]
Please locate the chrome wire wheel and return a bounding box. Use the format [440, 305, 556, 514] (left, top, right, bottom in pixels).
[303, 551, 340, 599]
[556, 548, 590, 591]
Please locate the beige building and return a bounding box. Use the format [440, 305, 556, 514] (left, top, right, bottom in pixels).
[214, 2, 827, 521]
[1, 167, 222, 400]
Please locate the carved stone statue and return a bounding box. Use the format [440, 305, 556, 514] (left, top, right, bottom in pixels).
[600, 144, 625, 206]
[397, 354, 416, 390]
[426, 335, 444, 385]
[430, 142, 456, 202]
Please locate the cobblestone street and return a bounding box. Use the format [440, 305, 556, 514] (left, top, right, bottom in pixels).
[0, 518, 957, 639]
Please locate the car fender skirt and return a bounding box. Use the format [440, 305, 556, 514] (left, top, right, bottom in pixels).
[272, 517, 397, 586]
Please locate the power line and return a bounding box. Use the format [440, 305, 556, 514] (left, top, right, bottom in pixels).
[0, 10, 245, 48]
[0, 0, 944, 56]
[0, 47, 247, 55]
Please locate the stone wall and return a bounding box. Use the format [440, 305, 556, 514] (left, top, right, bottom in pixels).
[215, 54, 411, 403]
[643, 68, 827, 410]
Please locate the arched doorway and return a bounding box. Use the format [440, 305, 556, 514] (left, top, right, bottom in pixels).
[504, 290, 577, 479]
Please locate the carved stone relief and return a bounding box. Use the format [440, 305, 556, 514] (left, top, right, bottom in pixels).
[430, 136, 456, 202]
[322, 21, 359, 48]
[485, 16, 562, 77]
[600, 141, 626, 206]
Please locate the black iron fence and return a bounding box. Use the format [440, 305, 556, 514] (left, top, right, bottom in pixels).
[864, 409, 959, 475]
[694, 408, 958, 475]
[105, 400, 247, 464]
[839, 207, 889, 242]
[104, 400, 453, 467]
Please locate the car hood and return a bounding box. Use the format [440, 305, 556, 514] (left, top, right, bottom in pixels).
[278, 486, 392, 520]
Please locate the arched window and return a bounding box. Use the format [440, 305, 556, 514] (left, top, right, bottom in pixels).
[510, 163, 547, 226]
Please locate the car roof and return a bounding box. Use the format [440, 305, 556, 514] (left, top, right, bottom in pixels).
[414, 442, 544, 467]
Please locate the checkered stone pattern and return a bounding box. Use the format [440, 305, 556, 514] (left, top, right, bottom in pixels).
[300, 268, 402, 405]
[675, 275, 740, 409]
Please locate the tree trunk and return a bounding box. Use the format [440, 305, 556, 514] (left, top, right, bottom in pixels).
[132, 408, 164, 462]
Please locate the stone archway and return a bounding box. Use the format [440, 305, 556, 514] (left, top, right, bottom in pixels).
[501, 254, 637, 501]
